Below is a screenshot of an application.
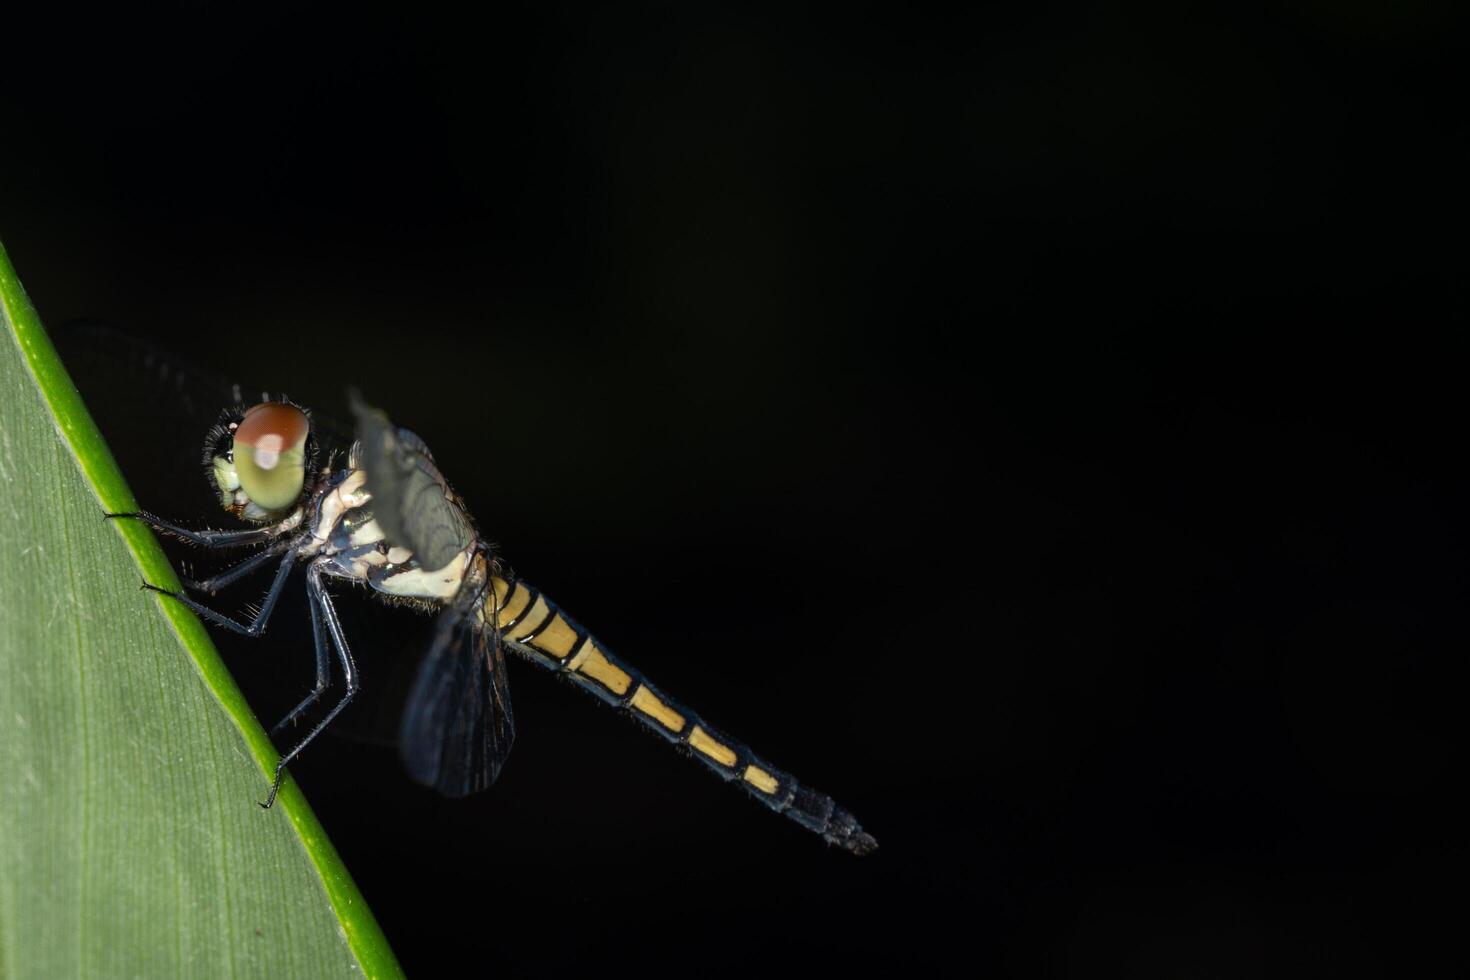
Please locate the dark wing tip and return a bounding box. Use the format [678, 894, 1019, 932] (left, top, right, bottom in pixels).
[347, 388, 390, 433]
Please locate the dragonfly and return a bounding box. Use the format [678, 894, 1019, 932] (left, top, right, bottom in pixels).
[94, 332, 877, 855]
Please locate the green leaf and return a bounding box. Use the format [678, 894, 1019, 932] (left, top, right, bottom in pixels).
[0, 239, 402, 978]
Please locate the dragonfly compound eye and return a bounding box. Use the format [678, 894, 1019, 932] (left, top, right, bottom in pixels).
[233, 402, 310, 510]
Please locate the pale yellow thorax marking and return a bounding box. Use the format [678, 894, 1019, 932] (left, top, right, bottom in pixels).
[377, 548, 469, 600]
[742, 765, 779, 794]
[689, 726, 737, 767]
[529, 614, 579, 660]
[572, 643, 632, 695]
[346, 517, 386, 548]
[629, 685, 685, 732]
[509, 596, 551, 640]
[312, 469, 367, 547]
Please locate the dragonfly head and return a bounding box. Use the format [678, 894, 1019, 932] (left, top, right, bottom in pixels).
[203, 400, 317, 522]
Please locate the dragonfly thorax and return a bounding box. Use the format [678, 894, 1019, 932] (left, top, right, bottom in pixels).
[298, 466, 473, 609]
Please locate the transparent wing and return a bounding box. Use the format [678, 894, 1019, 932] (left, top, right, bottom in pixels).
[55, 321, 358, 470]
[56, 320, 248, 428]
[398, 568, 515, 797]
[350, 391, 475, 571]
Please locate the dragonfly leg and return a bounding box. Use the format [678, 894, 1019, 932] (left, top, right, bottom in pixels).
[269, 578, 333, 737]
[260, 560, 358, 809]
[106, 510, 283, 549]
[181, 540, 289, 593]
[142, 547, 297, 638]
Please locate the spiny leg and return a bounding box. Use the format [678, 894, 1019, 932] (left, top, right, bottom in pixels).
[261, 561, 358, 809]
[142, 547, 297, 638]
[106, 510, 282, 549]
[182, 540, 289, 594]
[269, 576, 333, 737]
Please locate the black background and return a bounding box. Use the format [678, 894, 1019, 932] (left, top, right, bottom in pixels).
[2, 3, 1463, 976]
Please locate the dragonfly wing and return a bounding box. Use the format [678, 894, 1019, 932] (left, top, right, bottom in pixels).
[399, 586, 516, 797]
[349, 392, 476, 571]
[58, 321, 359, 455]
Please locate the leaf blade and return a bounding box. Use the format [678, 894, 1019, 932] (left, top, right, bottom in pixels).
[0, 239, 402, 978]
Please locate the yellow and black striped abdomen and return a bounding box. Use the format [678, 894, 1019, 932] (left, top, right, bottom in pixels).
[484, 575, 876, 855]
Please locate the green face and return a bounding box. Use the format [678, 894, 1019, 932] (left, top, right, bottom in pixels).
[227, 402, 310, 512]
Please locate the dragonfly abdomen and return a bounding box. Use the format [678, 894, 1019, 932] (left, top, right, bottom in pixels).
[485, 576, 877, 855]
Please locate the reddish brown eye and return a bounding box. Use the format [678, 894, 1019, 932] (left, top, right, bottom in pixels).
[236, 403, 309, 469]
[233, 403, 310, 509]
